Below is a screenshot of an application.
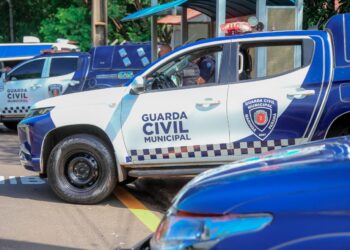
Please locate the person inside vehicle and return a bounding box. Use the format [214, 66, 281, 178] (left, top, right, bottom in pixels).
[239, 48, 253, 80]
[182, 54, 216, 86]
[147, 45, 220, 89]
[195, 55, 216, 85]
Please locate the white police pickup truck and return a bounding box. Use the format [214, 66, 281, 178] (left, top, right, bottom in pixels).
[0, 52, 80, 130]
[18, 13, 350, 204]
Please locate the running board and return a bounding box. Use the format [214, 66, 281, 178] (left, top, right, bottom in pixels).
[128, 167, 215, 178]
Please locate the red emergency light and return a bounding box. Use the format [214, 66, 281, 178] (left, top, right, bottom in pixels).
[221, 22, 253, 35]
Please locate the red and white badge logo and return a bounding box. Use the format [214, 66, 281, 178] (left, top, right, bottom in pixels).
[243, 98, 278, 140]
[254, 110, 268, 126]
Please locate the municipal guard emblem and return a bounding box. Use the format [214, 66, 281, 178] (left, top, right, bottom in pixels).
[48, 84, 63, 97]
[243, 98, 278, 140]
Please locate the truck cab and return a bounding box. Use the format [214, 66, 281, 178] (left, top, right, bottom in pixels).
[18, 13, 350, 204]
[63, 43, 151, 94]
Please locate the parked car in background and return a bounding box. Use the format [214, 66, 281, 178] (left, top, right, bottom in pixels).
[64, 43, 151, 94]
[140, 136, 350, 250]
[0, 52, 80, 130]
[0, 43, 151, 130]
[0, 36, 80, 74]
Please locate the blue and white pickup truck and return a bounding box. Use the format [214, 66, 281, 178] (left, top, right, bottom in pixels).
[18, 13, 350, 204]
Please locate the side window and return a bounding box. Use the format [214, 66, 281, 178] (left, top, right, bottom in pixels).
[49, 57, 78, 77]
[8, 59, 45, 80]
[145, 45, 223, 91]
[238, 40, 313, 81]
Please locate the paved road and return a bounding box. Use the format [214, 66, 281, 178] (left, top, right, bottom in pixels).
[0, 125, 191, 250]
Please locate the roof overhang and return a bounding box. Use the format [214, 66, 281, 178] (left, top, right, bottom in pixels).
[122, 0, 296, 22]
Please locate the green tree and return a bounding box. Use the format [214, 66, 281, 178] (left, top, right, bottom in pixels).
[0, 0, 74, 42]
[303, 0, 350, 30]
[108, 0, 171, 44]
[40, 5, 91, 51]
[303, 0, 336, 29]
[339, 0, 350, 13]
[108, 0, 153, 44]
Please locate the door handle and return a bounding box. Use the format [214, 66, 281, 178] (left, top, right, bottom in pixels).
[196, 98, 221, 108]
[287, 88, 315, 100]
[69, 80, 80, 87]
[30, 84, 42, 90]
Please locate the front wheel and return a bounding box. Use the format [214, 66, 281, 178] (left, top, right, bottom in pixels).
[47, 134, 117, 204]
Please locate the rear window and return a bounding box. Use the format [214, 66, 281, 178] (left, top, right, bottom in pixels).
[49, 57, 78, 77]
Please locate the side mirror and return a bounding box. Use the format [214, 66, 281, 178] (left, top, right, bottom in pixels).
[130, 76, 145, 95]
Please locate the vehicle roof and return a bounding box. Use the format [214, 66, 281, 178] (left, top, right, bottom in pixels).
[33, 52, 82, 59]
[125, 29, 328, 85]
[176, 30, 327, 52]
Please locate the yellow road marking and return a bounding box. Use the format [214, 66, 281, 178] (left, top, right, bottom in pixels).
[114, 186, 161, 232]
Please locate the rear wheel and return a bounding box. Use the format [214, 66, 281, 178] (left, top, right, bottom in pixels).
[3, 121, 19, 131]
[47, 134, 116, 204]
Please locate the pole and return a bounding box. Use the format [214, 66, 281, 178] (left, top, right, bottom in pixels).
[6, 0, 14, 42]
[92, 0, 108, 47]
[295, 0, 303, 30]
[151, 0, 158, 62]
[181, 7, 188, 44]
[256, 0, 267, 77]
[215, 0, 226, 82]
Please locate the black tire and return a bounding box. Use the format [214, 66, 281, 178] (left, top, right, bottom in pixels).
[47, 134, 117, 204]
[3, 121, 19, 131]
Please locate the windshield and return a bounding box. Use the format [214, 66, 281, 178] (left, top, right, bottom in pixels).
[145, 45, 223, 90]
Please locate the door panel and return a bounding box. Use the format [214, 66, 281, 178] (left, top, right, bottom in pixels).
[1, 58, 47, 118]
[227, 37, 327, 159]
[121, 85, 229, 164]
[45, 57, 79, 97]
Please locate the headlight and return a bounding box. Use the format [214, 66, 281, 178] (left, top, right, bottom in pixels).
[150, 211, 272, 250]
[26, 107, 54, 118]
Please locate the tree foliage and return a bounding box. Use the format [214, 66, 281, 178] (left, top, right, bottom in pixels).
[40, 5, 91, 51]
[0, 0, 349, 51]
[303, 0, 350, 29]
[339, 0, 350, 13]
[303, 0, 335, 29]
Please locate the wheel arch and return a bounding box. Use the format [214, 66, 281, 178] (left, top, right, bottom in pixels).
[325, 111, 350, 138]
[40, 124, 117, 177]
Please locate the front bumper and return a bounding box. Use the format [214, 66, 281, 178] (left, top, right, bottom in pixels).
[18, 113, 56, 173]
[18, 140, 40, 171]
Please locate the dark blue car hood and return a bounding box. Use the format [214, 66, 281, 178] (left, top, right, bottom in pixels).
[173, 137, 350, 215]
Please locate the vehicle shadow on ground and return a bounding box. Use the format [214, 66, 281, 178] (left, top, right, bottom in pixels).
[122, 177, 192, 213]
[0, 176, 123, 209]
[0, 126, 21, 166]
[0, 176, 190, 214]
[0, 145, 21, 166]
[0, 126, 17, 135]
[0, 238, 82, 250]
